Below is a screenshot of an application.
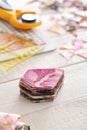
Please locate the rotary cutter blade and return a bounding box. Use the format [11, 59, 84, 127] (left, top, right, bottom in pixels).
[0, 0, 42, 30]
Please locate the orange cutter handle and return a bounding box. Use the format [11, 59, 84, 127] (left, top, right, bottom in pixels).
[0, 8, 42, 29]
[0, 7, 13, 20]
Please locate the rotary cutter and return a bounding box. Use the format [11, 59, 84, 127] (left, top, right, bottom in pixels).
[0, 0, 42, 30]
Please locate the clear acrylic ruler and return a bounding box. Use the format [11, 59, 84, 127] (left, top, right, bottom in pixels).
[0, 45, 44, 71]
[0, 31, 44, 71]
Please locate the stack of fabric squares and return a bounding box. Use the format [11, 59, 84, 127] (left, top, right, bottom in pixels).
[19, 68, 64, 102]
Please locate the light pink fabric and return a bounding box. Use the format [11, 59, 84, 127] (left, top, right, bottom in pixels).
[0, 112, 20, 130]
[59, 39, 87, 60]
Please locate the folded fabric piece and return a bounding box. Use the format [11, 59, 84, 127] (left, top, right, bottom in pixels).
[0, 112, 30, 130]
[76, 49, 87, 59]
[19, 68, 64, 102]
[59, 39, 87, 60]
[59, 49, 75, 60]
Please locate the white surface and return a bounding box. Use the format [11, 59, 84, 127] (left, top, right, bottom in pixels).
[0, 1, 87, 130]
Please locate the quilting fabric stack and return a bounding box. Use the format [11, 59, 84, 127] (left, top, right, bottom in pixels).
[19, 68, 64, 102]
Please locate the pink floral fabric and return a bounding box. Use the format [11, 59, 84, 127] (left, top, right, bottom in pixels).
[59, 39, 87, 60]
[20, 68, 64, 89]
[0, 112, 20, 130]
